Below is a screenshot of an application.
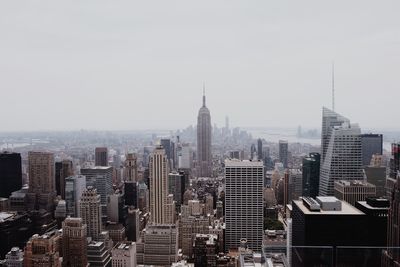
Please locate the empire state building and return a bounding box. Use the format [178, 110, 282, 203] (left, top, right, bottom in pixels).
[197, 90, 212, 177]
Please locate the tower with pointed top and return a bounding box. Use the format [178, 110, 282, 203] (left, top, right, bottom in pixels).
[197, 88, 212, 177]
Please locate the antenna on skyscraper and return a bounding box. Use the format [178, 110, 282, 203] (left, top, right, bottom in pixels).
[332, 61, 335, 111]
[202, 81, 206, 107]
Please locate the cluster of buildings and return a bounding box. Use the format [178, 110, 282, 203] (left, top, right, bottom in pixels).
[0, 94, 399, 267]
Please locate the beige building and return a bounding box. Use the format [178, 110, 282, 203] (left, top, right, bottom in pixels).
[112, 242, 136, 267]
[79, 187, 102, 240]
[24, 231, 62, 267]
[124, 153, 138, 182]
[62, 217, 88, 267]
[27, 151, 56, 211]
[334, 180, 376, 206]
[136, 224, 178, 266]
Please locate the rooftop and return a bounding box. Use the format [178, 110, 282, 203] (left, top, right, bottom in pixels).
[294, 199, 364, 215]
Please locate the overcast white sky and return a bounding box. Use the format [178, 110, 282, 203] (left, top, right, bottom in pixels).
[0, 1, 399, 131]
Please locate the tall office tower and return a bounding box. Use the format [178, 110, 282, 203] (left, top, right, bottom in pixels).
[361, 133, 383, 166]
[319, 123, 364, 196]
[197, 91, 212, 178]
[80, 166, 113, 217]
[250, 144, 257, 160]
[165, 194, 176, 224]
[320, 107, 350, 165]
[124, 153, 138, 182]
[95, 147, 108, 167]
[161, 139, 175, 169]
[27, 151, 56, 211]
[365, 154, 386, 197]
[0, 152, 22, 198]
[124, 181, 137, 208]
[257, 139, 263, 161]
[87, 241, 111, 267]
[125, 207, 140, 242]
[79, 187, 102, 240]
[334, 180, 376, 206]
[302, 153, 321, 198]
[168, 171, 184, 208]
[24, 231, 61, 267]
[225, 159, 263, 252]
[55, 160, 73, 199]
[137, 181, 149, 212]
[107, 192, 125, 223]
[65, 175, 86, 217]
[62, 217, 88, 267]
[136, 224, 178, 266]
[279, 140, 289, 168]
[288, 169, 303, 202]
[178, 144, 192, 169]
[4, 247, 24, 266]
[111, 242, 136, 267]
[149, 146, 173, 224]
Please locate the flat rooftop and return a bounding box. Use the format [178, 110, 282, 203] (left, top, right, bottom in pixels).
[293, 200, 364, 215]
[225, 159, 263, 167]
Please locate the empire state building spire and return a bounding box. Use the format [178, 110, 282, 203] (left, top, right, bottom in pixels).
[197, 85, 212, 177]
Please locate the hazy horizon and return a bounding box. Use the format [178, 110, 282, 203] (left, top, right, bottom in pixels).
[1, 1, 399, 131]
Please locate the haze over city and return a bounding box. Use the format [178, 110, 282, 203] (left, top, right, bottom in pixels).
[1, 1, 400, 131]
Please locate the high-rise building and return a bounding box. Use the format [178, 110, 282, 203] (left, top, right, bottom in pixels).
[80, 166, 113, 218]
[65, 175, 86, 217]
[225, 159, 263, 252]
[197, 91, 212, 177]
[124, 181, 137, 208]
[193, 234, 218, 267]
[137, 181, 149, 212]
[161, 139, 175, 169]
[136, 224, 178, 266]
[168, 171, 185, 208]
[62, 217, 88, 267]
[361, 133, 383, 166]
[302, 153, 320, 198]
[55, 160, 73, 199]
[24, 231, 61, 267]
[365, 154, 386, 197]
[319, 123, 364, 196]
[124, 153, 138, 182]
[320, 107, 350, 165]
[3, 247, 24, 267]
[279, 140, 289, 169]
[0, 152, 22, 198]
[334, 180, 376, 206]
[257, 139, 263, 161]
[107, 192, 125, 224]
[95, 147, 108, 167]
[125, 207, 140, 242]
[27, 151, 56, 211]
[111, 242, 136, 267]
[79, 187, 102, 240]
[149, 147, 173, 224]
[177, 144, 192, 170]
[382, 175, 400, 266]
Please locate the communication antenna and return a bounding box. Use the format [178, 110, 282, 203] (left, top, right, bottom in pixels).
[332, 61, 335, 111]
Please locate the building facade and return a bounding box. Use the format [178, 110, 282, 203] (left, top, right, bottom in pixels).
[79, 187, 102, 240]
[62, 217, 88, 267]
[197, 91, 212, 177]
[0, 152, 22, 199]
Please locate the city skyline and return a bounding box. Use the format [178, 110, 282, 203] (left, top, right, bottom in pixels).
[1, 1, 400, 131]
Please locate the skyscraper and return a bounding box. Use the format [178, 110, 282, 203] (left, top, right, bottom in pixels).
[65, 175, 87, 217]
[111, 242, 136, 267]
[197, 90, 212, 177]
[225, 159, 263, 252]
[279, 140, 289, 169]
[257, 139, 263, 161]
[302, 153, 320, 198]
[320, 107, 350, 165]
[319, 123, 364, 196]
[62, 217, 88, 267]
[3, 247, 23, 267]
[361, 133, 383, 166]
[79, 187, 102, 240]
[0, 152, 22, 198]
[149, 146, 172, 224]
[95, 147, 108, 167]
[27, 151, 56, 211]
[124, 153, 138, 182]
[55, 159, 73, 199]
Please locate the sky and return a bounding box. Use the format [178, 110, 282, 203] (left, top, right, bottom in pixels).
[0, 1, 399, 131]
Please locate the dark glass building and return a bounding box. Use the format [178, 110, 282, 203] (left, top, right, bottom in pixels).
[361, 134, 383, 166]
[302, 153, 320, 198]
[0, 152, 22, 198]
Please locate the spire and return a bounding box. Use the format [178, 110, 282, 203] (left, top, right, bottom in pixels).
[203, 82, 206, 107]
[332, 61, 335, 111]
